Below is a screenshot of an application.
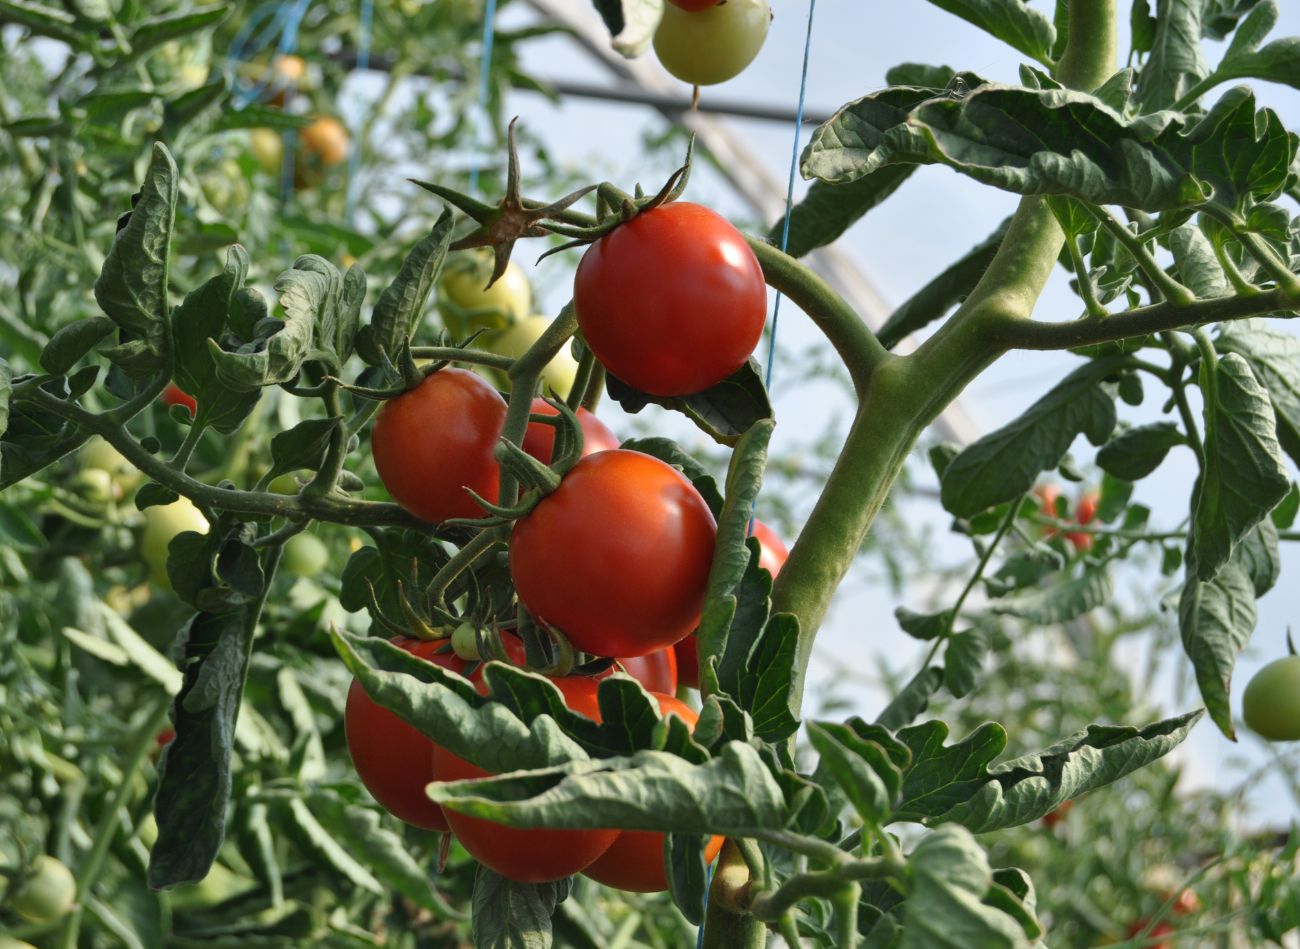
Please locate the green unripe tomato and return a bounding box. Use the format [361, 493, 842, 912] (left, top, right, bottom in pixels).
[483, 316, 579, 399]
[81, 436, 141, 492]
[283, 533, 329, 578]
[73, 468, 117, 505]
[249, 128, 284, 177]
[654, 0, 770, 86]
[439, 253, 532, 337]
[141, 497, 209, 587]
[11, 855, 76, 923]
[1242, 656, 1300, 741]
[268, 472, 302, 495]
[450, 622, 480, 661]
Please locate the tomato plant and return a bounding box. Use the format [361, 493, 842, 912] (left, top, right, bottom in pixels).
[371, 368, 506, 523]
[574, 202, 767, 396]
[653, 0, 771, 86]
[510, 450, 716, 657]
[1242, 656, 1300, 741]
[430, 676, 620, 882]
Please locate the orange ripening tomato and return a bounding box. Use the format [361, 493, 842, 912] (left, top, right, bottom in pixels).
[521, 398, 619, 465]
[574, 202, 766, 397]
[1125, 919, 1174, 949]
[510, 450, 716, 658]
[345, 634, 526, 831]
[371, 369, 506, 523]
[162, 383, 197, 416]
[583, 694, 723, 891]
[431, 676, 618, 881]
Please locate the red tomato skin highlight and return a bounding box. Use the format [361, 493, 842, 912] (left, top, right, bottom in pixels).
[574, 203, 767, 397]
[431, 677, 618, 882]
[583, 694, 723, 891]
[162, 383, 197, 416]
[371, 369, 506, 523]
[510, 450, 717, 658]
[521, 398, 619, 465]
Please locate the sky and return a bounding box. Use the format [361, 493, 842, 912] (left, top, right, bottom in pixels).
[427, 0, 1300, 825]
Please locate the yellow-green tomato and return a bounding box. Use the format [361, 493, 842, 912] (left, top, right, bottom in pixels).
[11, 855, 76, 924]
[142, 497, 209, 587]
[483, 316, 580, 399]
[1243, 656, 1300, 741]
[268, 472, 302, 495]
[249, 128, 284, 177]
[439, 253, 532, 336]
[72, 468, 117, 505]
[283, 533, 328, 578]
[654, 0, 770, 86]
[81, 436, 141, 492]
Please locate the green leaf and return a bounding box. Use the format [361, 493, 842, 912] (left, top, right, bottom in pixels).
[701, 420, 773, 626]
[127, 5, 228, 55]
[807, 721, 901, 825]
[1272, 481, 1298, 529]
[1096, 421, 1185, 480]
[428, 743, 794, 838]
[944, 627, 990, 699]
[1130, 0, 1157, 55]
[472, 867, 567, 949]
[895, 607, 952, 641]
[0, 360, 10, 444]
[1216, 319, 1300, 467]
[605, 358, 772, 447]
[208, 261, 317, 390]
[806, 82, 1295, 213]
[900, 825, 1036, 948]
[1178, 557, 1256, 740]
[357, 210, 454, 369]
[989, 568, 1113, 625]
[1191, 352, 1290, 581]
[149, 608, 255, 888]
[920, 0, 1056, 66]
[940, 358, 1121, 517]
[0, 0, 79, 42]
[665, 833, 710, 925]
[39, 316, 115, 376]
[875, 667, 943, 731]
[1235, 519, 1280, 597]
[268, 417, 341, 479]
[892, 711, 1202, 831]
[283, 798, 383, 895]
[1169, 221, 1229, 299]
[878, 220, 1007, 350]
[885, 63, 957, 87]
[770, 166, 914, 259]
[1214, 1, 1300, 93]
[93, 144, 178, 372]
[1135, 0, 1210, 110]
[172, 245, 264, 434]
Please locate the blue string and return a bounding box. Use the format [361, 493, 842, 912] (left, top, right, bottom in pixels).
[467, 0, 500, 194]
[763, 0, 818, 393]
[344, 0, 374, 225]
[696, 857, 716, 949]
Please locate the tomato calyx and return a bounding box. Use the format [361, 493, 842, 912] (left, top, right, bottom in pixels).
[412, 119, 596, 287]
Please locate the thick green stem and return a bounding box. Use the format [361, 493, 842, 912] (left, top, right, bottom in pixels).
[1092, 209, 1195, 305]
[701, 842, 767, 949]
[771, 0, 1117, 709]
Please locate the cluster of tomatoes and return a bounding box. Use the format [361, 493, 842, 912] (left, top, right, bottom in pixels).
[241, 55, 350, 190]
[654, 0, 771, 87]
[347, 200, 786, 886]
[1035, 484, 1099, 553]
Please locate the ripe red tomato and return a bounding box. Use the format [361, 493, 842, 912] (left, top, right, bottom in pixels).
[1035, 484, 1063, 531]
[345, 635, 525, 831]
[668, 0, 719, 9]
[162, 383, 197, 416]
[371, 368, 506, 523]
[583, 694, 723, 891]
[1066, 491, 1099, 551]
[675, 518, 786, 689]
[510, 450, 716, 658]
[521, 398, 619, 465]
[608, 646, 678, 694]
[431, 676, 619, 882]
[1041, 799, 1072, 829]
[574, 202, 766, 397]
[1125, 919, 1174, 949]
